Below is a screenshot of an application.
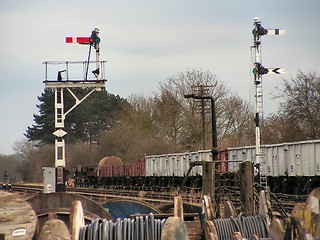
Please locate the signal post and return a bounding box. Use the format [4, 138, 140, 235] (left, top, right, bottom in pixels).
[252, 18, 285, 189]
[44, 27, 107, 192]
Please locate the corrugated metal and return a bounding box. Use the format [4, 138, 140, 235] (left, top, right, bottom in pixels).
[227, 139, 320, 177]
[145, 150, 228, 177]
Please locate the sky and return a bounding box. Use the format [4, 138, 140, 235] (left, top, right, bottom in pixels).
[0, 0, 319, 155]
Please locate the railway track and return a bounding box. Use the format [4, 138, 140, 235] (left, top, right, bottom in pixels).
[9, 184, 201, 206]
[270, 192, 308, 214]
[9, 184, 306, 214]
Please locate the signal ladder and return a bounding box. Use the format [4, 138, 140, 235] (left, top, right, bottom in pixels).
[257, 151, 267, 189]
[255, 82, 264, 122]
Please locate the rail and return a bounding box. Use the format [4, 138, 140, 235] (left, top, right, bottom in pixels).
[10, 184, 305, 214]
[9, 184, 202, 206]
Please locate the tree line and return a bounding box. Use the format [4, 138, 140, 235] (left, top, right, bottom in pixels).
[4, 69, 319, 182]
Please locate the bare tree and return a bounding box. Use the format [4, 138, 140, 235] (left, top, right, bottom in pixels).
[262, 113, 300, 144]
[158, 69, 254, 150]
[153, 89, 186, 150]
[0, 154, 19, 182]
[13, 140, 54, 182]
[158, 69, 228, 150]
[274, 70, 320, 140]
[218, 95, 255, 148]
[96, 69, 256, 161]
[66, 140, 99, 167]
[98, 94, 174, 162]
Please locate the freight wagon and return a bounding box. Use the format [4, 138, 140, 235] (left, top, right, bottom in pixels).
[73, 140, 320, 194]
[227, 140, 320, 194]
[227, 140, 320, 176]
[145, 140, 320, 194]
[145, 150, 228, 177]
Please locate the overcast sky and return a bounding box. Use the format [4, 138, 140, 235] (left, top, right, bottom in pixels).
[0, 0, 319, 155]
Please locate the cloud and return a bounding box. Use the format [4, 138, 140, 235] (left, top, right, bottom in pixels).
[0, 0, 319, 154]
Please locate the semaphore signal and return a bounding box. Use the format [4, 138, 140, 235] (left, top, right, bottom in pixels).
[65, 37, 92, 44]
[268, 67, 286, 75]
[43, 27, 106, 192]
[251, 17, 285, 189]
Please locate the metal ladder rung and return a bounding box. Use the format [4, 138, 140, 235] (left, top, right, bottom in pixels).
[257, 152, 268, 187]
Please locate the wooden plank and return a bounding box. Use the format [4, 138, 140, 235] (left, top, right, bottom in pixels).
[269, 219, 286, 240]
[70, 200, 85, 240]
[204, 220, 218, 240]
[185, 221, 203, 240]
[161, 217, 188, 240]
[0, 192, 37, 239]
[203, 195, 214, 221]
[174, 196, 184, 221]
[39, 219, 71, 239]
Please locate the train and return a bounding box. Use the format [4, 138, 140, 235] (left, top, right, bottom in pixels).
[73, 139, 320, 195]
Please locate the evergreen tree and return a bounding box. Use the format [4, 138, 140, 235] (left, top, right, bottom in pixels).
[25, 89, 55, 143]
[25, 88, 127, 145]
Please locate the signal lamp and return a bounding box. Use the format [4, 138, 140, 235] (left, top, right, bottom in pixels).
[252, 21, 268, 36]
[253, 63, 269, 75]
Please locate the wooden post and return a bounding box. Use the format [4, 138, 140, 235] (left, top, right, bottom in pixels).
[174, 196, 184, 222]
[202, 162, 215, 210]
[240, 160, 254, 215]
[259, 190, 269, 218]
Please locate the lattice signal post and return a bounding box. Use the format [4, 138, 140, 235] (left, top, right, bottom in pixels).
[43, 27, 107, 192]
[252, 18, 285, 189]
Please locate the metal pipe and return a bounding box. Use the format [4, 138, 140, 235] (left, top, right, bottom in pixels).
[184, 94, 218, 161]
